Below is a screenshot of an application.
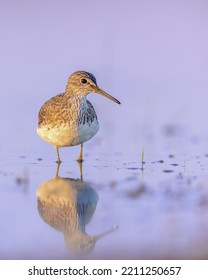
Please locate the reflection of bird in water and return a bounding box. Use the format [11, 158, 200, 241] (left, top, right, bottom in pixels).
[36, 164, 118, 255]
[37, 71, 120, 163]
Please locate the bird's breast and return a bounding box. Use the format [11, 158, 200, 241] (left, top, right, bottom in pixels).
[37, 118, 99, 147]
[37, 96, 99, 147]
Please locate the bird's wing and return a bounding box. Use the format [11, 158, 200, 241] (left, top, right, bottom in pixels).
[38, 93, 68, 126]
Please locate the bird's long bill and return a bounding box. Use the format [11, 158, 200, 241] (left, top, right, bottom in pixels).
[93, 86, 121, 104]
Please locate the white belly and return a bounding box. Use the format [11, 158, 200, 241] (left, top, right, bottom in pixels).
[37, 120, 99, 147]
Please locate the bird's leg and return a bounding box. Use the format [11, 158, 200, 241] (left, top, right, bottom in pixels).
[55, 161, 61, 177]
[77, 144, 83, 162]
[78, 160, 83, 180]
[55, 146, 61, 163]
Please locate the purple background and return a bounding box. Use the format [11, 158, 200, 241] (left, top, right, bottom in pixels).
[1, 0, 208, 154]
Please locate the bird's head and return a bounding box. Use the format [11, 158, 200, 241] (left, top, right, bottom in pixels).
[65, 71, 120, 104]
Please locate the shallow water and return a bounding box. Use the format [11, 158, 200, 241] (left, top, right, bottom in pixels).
[1, 139, 208, 260]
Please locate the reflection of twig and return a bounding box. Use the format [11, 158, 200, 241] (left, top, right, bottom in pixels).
[184, 160, 186, 173]
[78, 160, 83, 180]
[55, 162, 61, 177]
[141, 147, 145, 179]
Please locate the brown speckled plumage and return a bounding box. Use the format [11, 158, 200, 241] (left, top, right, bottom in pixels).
[38, 93, 98, 128]
[37, 70, 120, 162]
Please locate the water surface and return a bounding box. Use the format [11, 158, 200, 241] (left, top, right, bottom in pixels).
[1, 139, 208, 260]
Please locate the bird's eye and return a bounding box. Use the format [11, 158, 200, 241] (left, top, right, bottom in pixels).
[81, 78, 87, 84]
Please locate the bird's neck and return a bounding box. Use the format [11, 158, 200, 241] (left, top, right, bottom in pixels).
[64, 91, 87, 106]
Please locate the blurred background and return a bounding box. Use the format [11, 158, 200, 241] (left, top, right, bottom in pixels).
[1, 0, 208, 260]
[1, 0, 208, 158]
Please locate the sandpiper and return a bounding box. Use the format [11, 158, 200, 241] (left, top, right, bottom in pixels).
[37, 71, 120, 162]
